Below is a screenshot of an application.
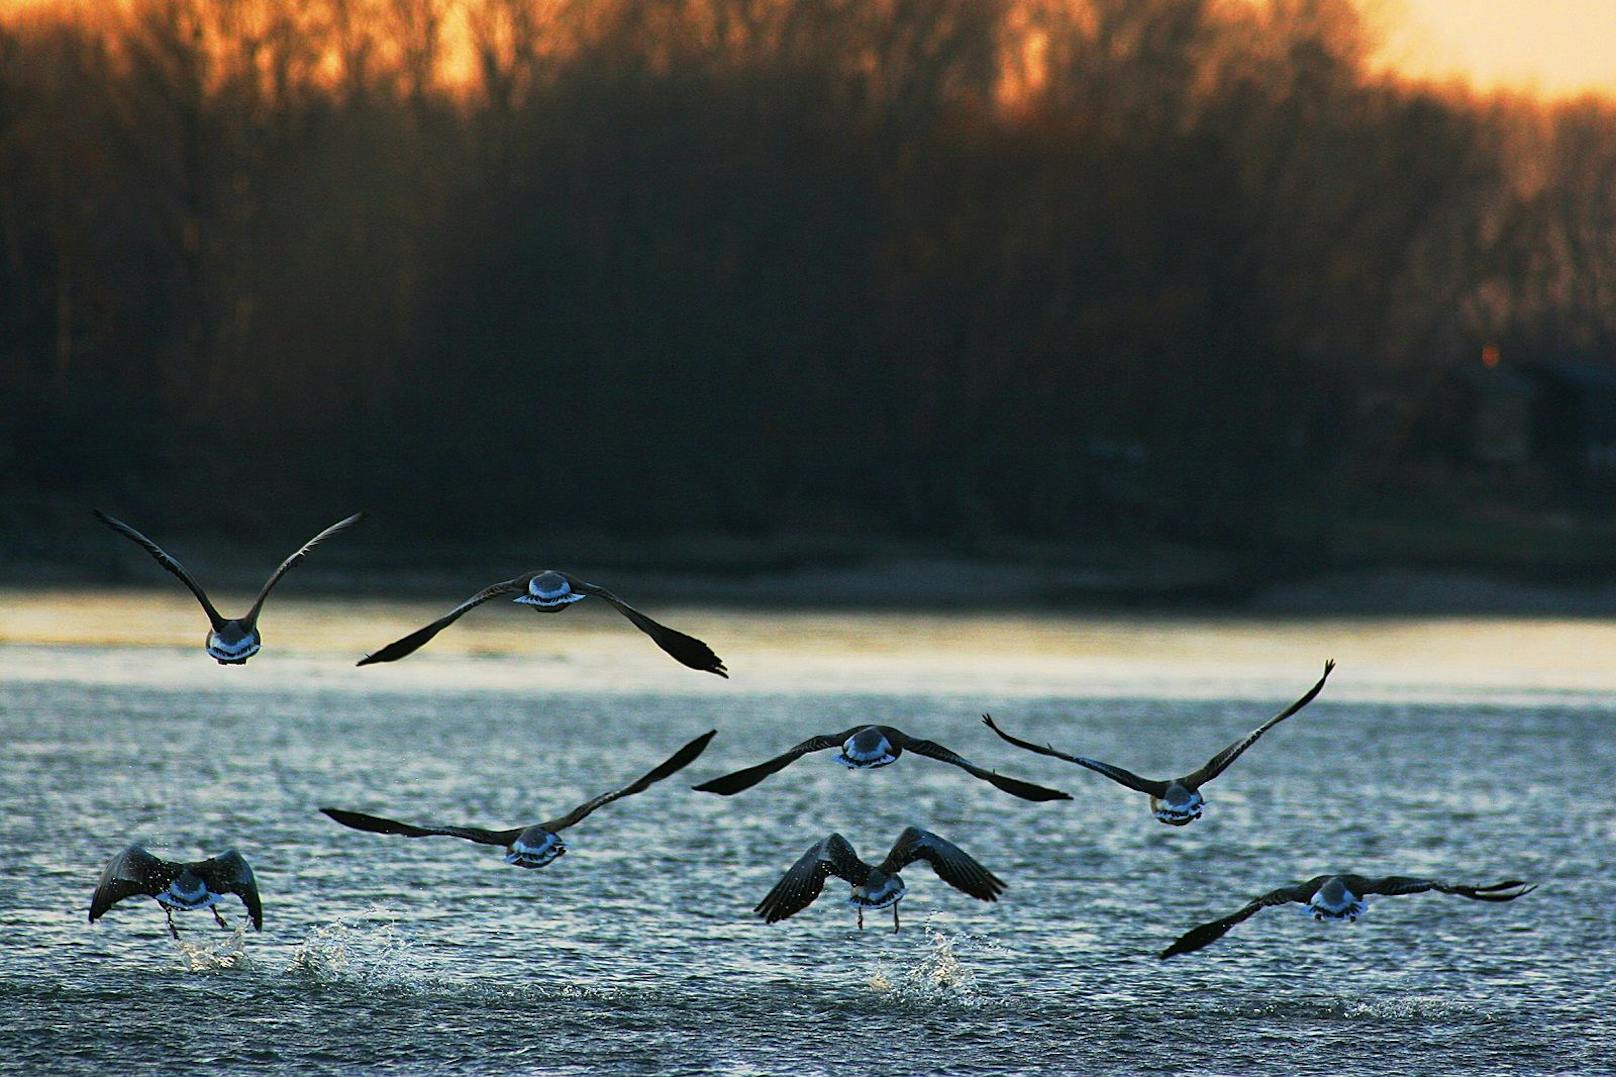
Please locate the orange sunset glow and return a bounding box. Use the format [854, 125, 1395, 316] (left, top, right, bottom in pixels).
[1375, 0, 1616, 98]
[2, 0, 1614, 101]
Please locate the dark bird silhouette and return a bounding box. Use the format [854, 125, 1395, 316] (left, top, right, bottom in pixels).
[692, 724, 1070, 802]
[755, 827, 1005, 931]
[94, 509, 363, 664]
[321, 730, 716, 868]
[89, 845, 263, 939]
[982, 659, 1335, 824]
[1158, 873, 1537, 958]
[355, 570, 726, 676]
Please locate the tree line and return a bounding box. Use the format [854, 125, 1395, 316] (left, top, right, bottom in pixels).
[3, 0, 1612, 566]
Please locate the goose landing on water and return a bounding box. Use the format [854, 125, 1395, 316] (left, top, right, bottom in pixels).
[356, 570, 726, 676]
[1158, 873, 1537, 958]
[89, 846, 262, 939]
[93, 510, 362, 665]
[692, 725, 1071, 802]
[754, 827, 1005, 932]
[321, 730, 716, 870]
[983, 659, 1335, 825]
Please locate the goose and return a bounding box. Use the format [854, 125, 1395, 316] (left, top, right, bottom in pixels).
[94, 509, 363, 664]
[321, 729, 715, 868]
[89, 846, 262, 939]
[356, 570, 726, 676]
[755, 827, 1004, 931]
[982, 659, 1334, 824]
[692, 724, 1071, 802]
[1159, 873, 1537, 957]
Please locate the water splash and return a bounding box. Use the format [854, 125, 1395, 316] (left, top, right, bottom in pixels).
[864, 918, 1000, 1009]
[288, 908, 436, 991]
[172, 921, 250, 973]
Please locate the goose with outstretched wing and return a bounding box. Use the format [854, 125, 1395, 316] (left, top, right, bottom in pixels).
[755, 827, 1005, 931]
[982, 660, 1335, 824]
[89, 845, 262, 939]
[692, 724, 1070, 802]
[356, 570, 726, 676]
[94, 509, 362, 664]
[322, 730, 716, 869]
[1159, 872, 1537, 958]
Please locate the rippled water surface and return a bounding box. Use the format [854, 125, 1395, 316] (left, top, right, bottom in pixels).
[1, 594, 1613, 1074]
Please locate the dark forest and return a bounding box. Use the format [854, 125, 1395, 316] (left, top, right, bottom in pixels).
[4, 0, 1615, 581]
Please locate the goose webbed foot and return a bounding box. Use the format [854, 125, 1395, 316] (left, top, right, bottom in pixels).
[165, 909, 180, 940]
[212, 908, 229, 930]
[857, 907, 864, 930]
[892, 905, 900, 933]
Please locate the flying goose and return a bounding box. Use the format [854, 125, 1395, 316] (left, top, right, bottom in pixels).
[755, 827, 1005, 931]
[355, 570, 726, 676]
[1158, 873, 1537, 958]
[321, 729, 716, 868]
[692, 724, 1071, 802]
[94, 509, 363, 664]
[89, 845, 263, 939]
[982, 659, 1335, 824]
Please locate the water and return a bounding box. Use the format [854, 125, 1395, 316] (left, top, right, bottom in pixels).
[1, 593, 1613, 1073]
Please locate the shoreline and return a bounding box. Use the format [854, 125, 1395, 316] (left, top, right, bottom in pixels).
[8, 552, 1616, 617]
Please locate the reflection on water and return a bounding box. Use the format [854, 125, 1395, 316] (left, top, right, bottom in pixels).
[4, 588, 1616, 703]
[1, 590, 1614, 1072]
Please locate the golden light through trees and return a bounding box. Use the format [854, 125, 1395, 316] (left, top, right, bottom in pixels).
[2, 0, 1615, 556]
[2, 1, 1613, 102]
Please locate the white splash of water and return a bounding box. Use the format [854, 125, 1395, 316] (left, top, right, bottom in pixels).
[172, 921, 250, 973]
[864, 917, 1002, 1009]
[288, 907, 436, 991]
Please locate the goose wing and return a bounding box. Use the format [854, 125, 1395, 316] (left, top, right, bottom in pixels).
[567, 577, 728, 677]
[1354, 875, 1538, 902]
[1158, 878, 1324, 959]
[896, 732, 1072, 802]
[245, 512, 363, 626]
[319, 807, 523, 848]
[195, 849, 263, 930]
[981, 715, 1167, 796]
[880, 826, 1005, 902]
[89, 845, 179, 922]
[1180, 660, 1335, 788]
[754, 834, 867, 923]
[691, 728, 860, 795]
[540, 729, 717, 832]
[356, 574, 534, 665]
[93, 511, 225, 629]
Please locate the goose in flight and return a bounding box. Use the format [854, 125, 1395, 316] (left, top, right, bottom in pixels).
[89, 846, 262, 939]
[692, 724, 1071, 802]
[982, 659, 1334, 824]
[321, 729, 716, 868]
[356, 570, 726, 676]
[1158, 873, 1537, 958]
[94, 509, 363, 664]
[755, 827, 1005, 931]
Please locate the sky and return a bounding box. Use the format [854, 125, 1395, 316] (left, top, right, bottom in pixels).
[1371, 0, 1616, 98]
